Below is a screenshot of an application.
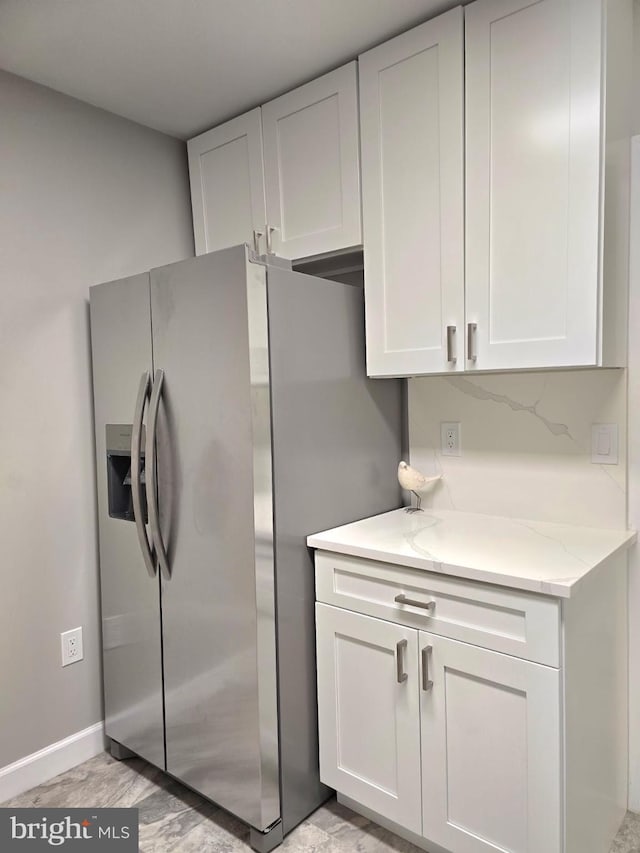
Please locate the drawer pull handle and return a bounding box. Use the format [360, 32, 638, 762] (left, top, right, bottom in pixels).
[396, 639, 408, 684]
[422, 645, 433, 692]
[394, 594, 435, 611]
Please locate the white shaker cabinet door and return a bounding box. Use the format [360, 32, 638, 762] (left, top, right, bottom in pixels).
[465, 0, 603, 369]
[419, 633, 562, 853]
[315, 604, 422, 834]
[261, 63, 361, 260]
[359, 8, 464, 377]
[188, 109, 267, 255]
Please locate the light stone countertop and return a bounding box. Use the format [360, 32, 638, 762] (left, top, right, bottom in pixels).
[307, 508, 637, 598]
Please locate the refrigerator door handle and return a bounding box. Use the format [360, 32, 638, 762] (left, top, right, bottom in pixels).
[147, 369, 171, 580]
[132, 372, 156, 578]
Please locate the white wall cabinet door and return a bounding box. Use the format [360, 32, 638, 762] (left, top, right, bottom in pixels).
[419, 632, 562, 853]
[359, 7, 464, 377]
[315, 603, 422, 834]
[187, 108, 266, 255]
[261, 63, 362, 260]
[465, 0, 603, 370]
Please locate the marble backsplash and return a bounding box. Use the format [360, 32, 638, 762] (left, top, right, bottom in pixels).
[408, 368, 627, 530]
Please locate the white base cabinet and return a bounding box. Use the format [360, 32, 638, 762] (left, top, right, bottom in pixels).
[317, 605, 561, 853]
[420, 633, 561, 853]
[315, 605, 422, 833]
[314, 550, 628, 853]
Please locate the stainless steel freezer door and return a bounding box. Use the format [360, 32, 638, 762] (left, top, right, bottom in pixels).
[89, 273, 165, 769]
[150, 246, 280, 831]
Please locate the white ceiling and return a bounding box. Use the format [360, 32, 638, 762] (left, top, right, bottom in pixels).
[0, 0, 465, 139]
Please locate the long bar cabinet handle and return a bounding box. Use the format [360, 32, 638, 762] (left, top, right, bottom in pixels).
[422, 645, 433, 692]
[131, 372, 156, 578]
[146, 369, 171, 580]
[446, 325, 457, 363]
[467, 322, 478, 362]
[396, 639, 408, 684]
[394, 594, 435, 612]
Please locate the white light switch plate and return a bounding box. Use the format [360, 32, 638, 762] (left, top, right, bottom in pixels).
[591, 423, 618, 465]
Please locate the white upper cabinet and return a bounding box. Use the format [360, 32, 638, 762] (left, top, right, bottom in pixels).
[359, 8, 465, 377]
[466, 0, 603, 370]
[261, 63, 362, 260]
[188, 0, 630, 374]
[187, 109, 266, 256]
[361, 0, 631, 376]
[188, 63, 361, 261]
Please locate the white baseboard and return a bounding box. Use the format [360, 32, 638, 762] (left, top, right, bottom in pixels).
[0, 722, 107, 804]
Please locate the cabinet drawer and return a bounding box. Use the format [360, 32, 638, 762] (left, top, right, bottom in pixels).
[315, 551, 560, 667]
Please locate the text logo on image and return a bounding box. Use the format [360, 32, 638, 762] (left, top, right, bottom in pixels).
[0, 808, 138, 850]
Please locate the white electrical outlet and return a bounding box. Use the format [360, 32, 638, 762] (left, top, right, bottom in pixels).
[61, 627, 84, 667]
[441, 422, 461, 457]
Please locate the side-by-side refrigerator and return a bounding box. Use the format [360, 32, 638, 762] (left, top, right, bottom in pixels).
[89, 245, 402, 851]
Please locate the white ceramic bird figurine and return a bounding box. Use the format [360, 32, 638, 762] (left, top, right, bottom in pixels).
[397, 461, 442, 513]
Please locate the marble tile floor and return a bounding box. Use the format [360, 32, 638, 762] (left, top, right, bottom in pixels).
[3, 751, 640, 852]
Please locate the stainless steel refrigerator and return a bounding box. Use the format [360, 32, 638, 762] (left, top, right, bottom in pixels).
[89, 245, 402, 851]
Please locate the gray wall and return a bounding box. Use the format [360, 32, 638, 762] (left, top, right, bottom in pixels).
[629, 135, 640, 813]
[635, 1, 640, 136]
[629, 0, 640, 811]
[0, 70, 194, 767]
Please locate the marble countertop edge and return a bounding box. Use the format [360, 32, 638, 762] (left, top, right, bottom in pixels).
[307, 541, 577, 597]
[307, 509, 637, 600]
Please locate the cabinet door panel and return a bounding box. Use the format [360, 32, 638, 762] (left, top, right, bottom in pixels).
[360, 8, 464, 376]
[262, 63, 361, 259]
[316, 604, 422, 833]
[465, 0, 602, 369]
[188, 109, 266, 255]
[420, 633, 561, 853]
